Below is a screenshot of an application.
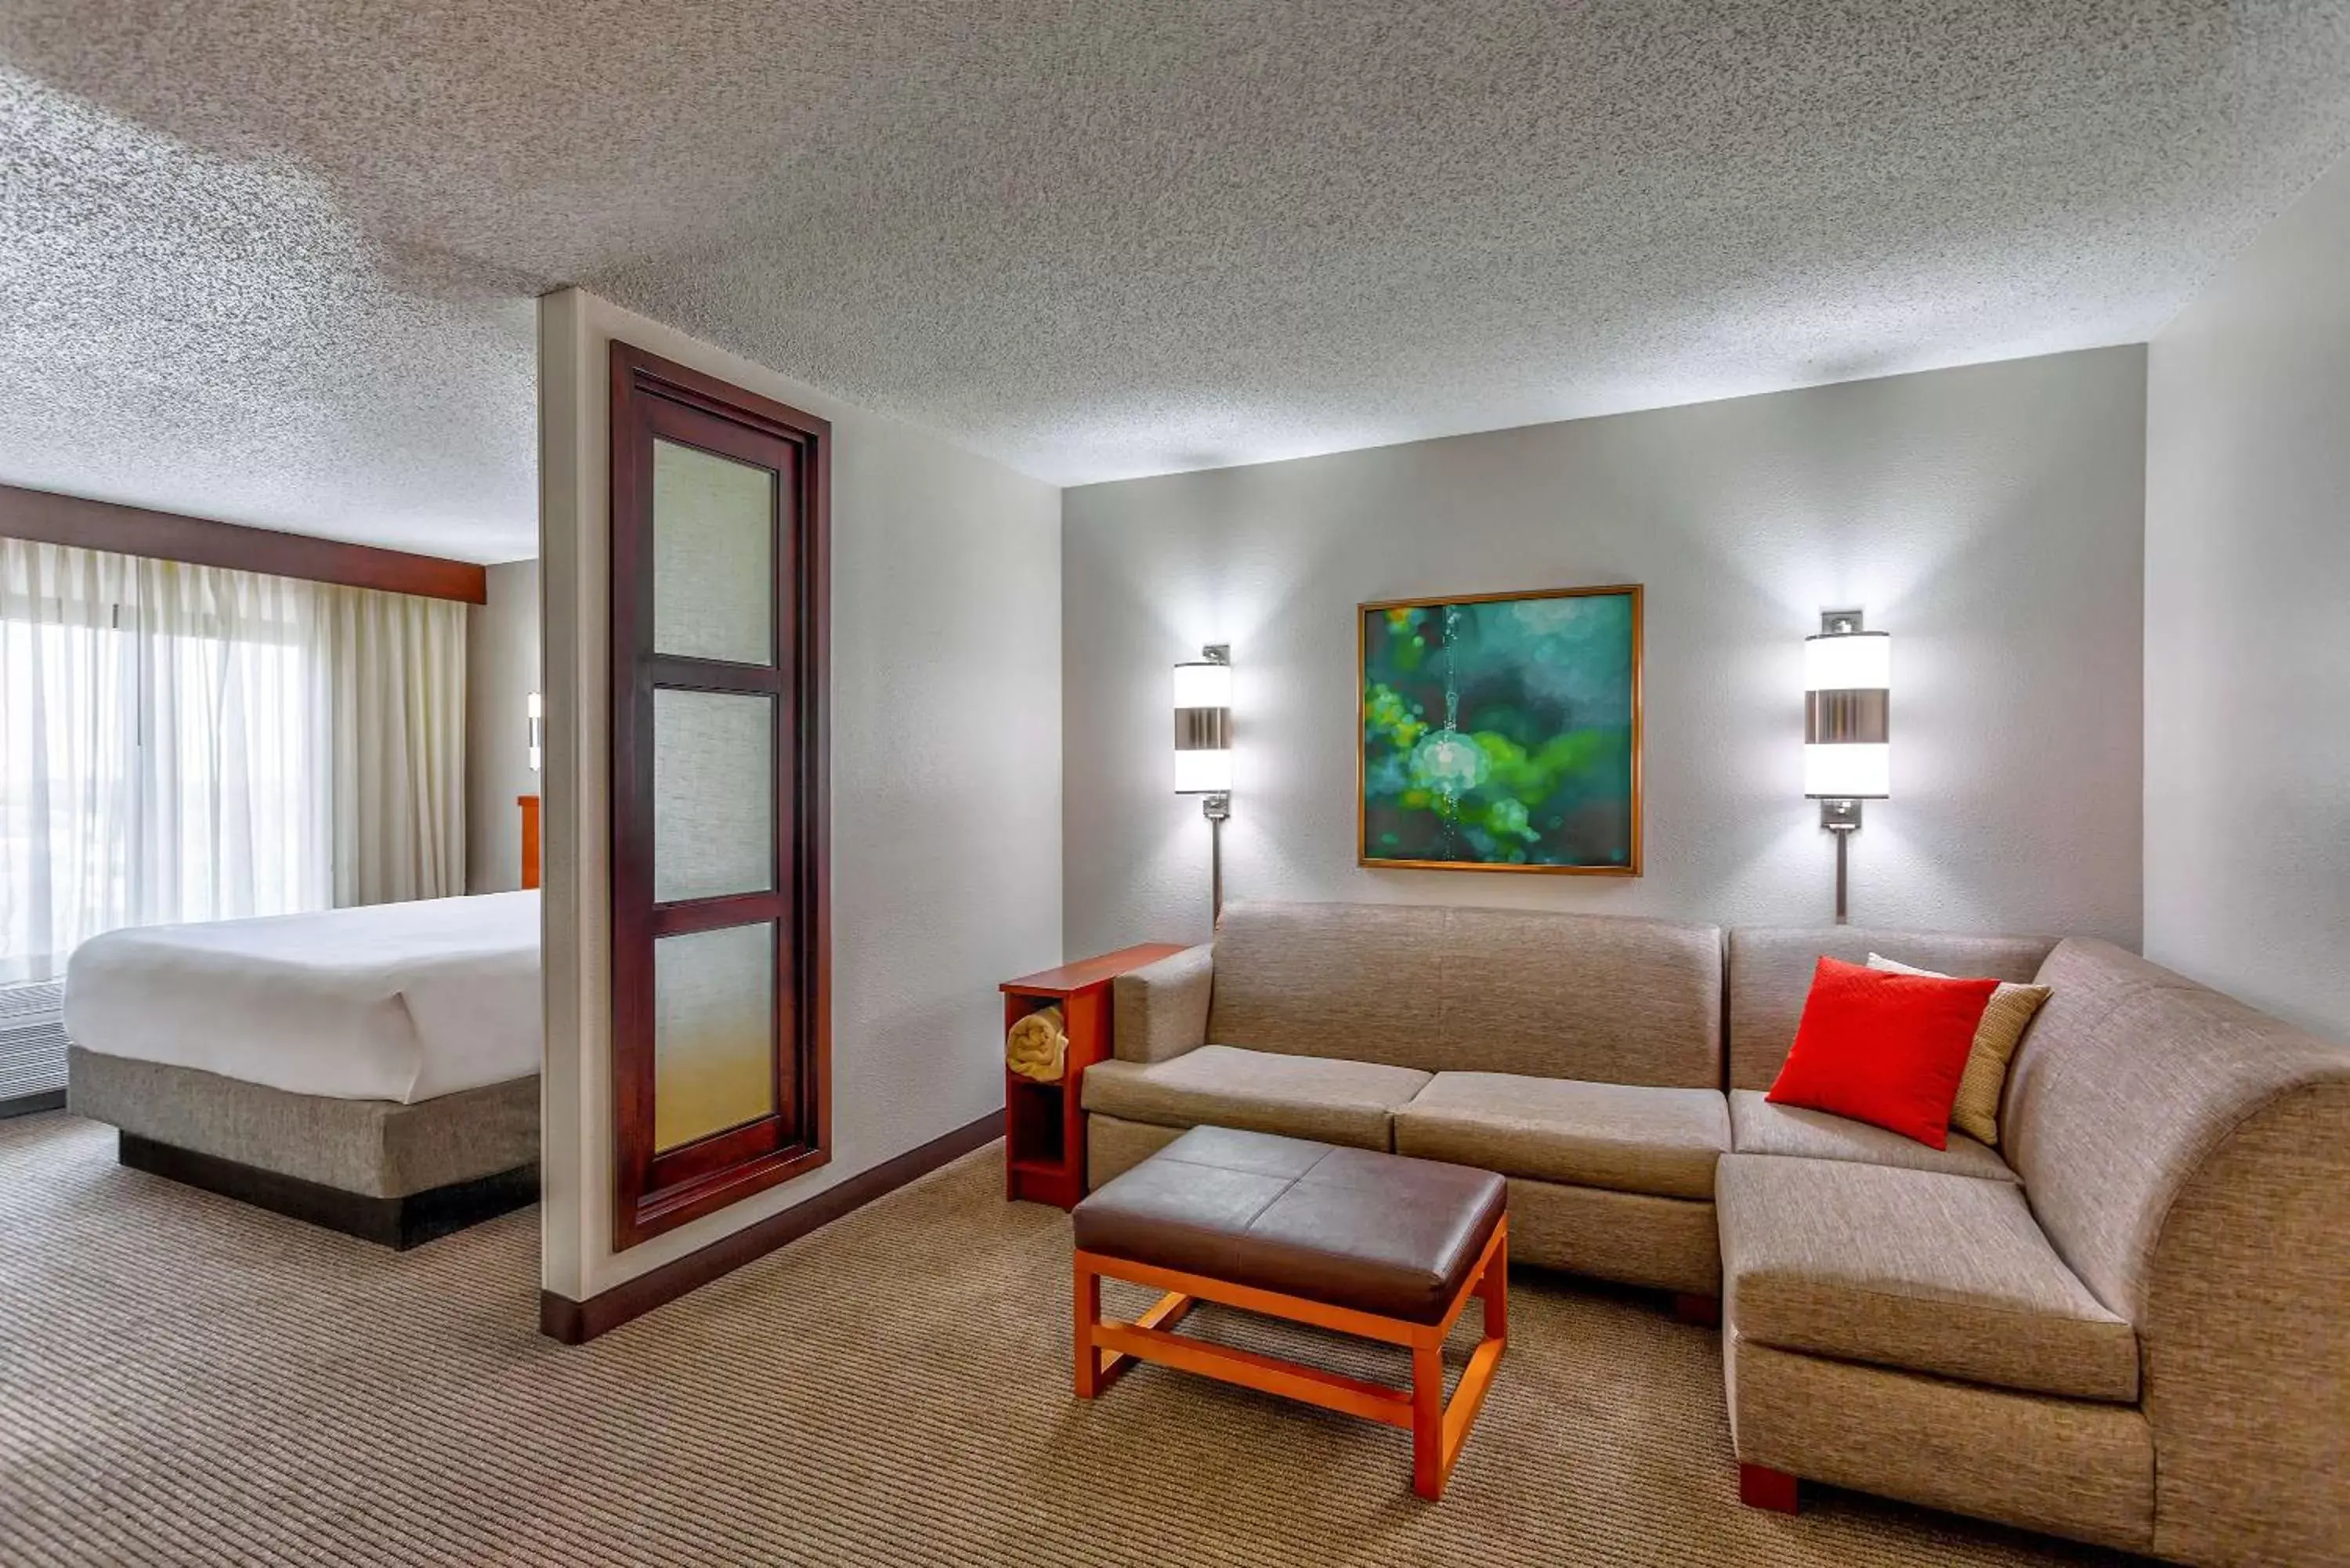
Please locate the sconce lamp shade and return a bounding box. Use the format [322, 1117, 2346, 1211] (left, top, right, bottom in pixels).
[1803, 739, 1889, 799]
[1803, 626, 1890, 800]
[1171, 661, 1231, 711]
[1803, 630, 1891, 693]
[1173, 746, 1232, 793]
[1173, 654, 1232, 794]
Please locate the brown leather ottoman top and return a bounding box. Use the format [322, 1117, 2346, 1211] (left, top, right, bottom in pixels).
[1072, 1125, 1506, 1324]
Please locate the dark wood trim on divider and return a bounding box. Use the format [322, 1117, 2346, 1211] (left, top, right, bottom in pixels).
[0, 1089, 67, 1121]
[119, 1133, 537, 1249]
[607, 342, 832, 1251]
[540, 1110, 1003, 1346]
[0, 482, 488, 604]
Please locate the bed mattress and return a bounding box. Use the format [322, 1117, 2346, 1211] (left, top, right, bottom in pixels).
[64, 891, 540, 1104]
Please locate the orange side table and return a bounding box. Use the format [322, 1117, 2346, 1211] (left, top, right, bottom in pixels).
[517, 794, 541, 891]
[1001, 944, 1186, 1209]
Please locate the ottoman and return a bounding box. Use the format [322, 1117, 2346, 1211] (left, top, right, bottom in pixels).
[1071, 1125, 1509, 1500]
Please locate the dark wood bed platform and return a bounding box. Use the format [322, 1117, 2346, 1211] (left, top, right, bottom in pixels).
[117, 1133, 537, 1250]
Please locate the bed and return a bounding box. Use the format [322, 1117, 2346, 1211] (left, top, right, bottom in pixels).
[63, 891, 541, 1248]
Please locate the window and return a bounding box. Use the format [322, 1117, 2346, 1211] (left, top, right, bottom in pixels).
[0, 540, 331, 984]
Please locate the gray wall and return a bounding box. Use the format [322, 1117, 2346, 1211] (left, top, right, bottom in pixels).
[2146, 157, 2350, 1042]
[465, 559, 540, 894]
[1064, 348, 2147, 955]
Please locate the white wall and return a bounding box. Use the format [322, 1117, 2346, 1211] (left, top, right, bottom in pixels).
[465, 559, 540, 894]
[2145, 157, 2350, 1042]
[1063, 349, 2147, 955]
[538, 288, 1063, 1302]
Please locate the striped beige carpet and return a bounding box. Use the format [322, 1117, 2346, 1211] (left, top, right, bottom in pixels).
[1, 1113, 2135, 1567]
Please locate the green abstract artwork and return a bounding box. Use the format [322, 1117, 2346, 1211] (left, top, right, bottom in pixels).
[1359, 586, 1641, 873]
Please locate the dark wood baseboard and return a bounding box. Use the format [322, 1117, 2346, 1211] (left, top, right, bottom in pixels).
[541, 1107, 1004, 1346]
[118, 1133, 537, 1249]
[1, 1089, 67, 1120]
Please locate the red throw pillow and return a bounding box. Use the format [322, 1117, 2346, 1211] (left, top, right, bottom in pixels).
[1766, 956, 2000, 1149]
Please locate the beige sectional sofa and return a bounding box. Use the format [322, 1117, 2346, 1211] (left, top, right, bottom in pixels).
[1087, 901, 1731, 1297]
[1085, 900, 2350, 1566]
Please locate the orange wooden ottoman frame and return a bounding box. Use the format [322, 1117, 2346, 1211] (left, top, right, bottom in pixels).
[1073, 1216, 1509, 1501]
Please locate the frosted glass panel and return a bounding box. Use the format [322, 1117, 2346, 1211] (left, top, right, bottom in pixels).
[653, 438, 773, 665]
[654, 921, 776, 1152]
[653, 688, 774, 903]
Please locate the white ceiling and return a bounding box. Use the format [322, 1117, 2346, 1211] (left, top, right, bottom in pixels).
[2, 2, 2347, 563]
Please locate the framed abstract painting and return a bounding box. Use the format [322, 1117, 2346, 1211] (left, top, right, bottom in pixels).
[1358, 583, 1642, 875]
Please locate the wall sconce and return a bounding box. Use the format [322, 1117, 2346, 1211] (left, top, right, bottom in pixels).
[1173, 645, 1231, 923]
[526, 691, 544, 774]
[1803, 611, 1889, 923]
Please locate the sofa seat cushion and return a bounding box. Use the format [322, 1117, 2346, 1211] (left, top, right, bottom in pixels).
[1718, 1153, 2138, 1402]
[1730, 1089, 2017, 1183]
[1394, 1072, 1727, 1201]
[1081, 1045, 1429, 1150]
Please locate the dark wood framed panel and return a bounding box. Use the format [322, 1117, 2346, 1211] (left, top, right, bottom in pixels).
[541, 1108, 1000, 1345]
[119, 1133, 537, 1250]
[0, 482, 487, 603]
[608, 342, 832, 1252]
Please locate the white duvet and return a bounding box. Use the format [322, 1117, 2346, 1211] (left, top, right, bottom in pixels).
[63, 891, 541, 1104]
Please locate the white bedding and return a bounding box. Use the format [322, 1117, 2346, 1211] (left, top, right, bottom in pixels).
[63, 892, 541, 1104]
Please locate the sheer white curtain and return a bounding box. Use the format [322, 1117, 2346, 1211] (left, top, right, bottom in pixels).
[0, 540, 331, 982]
[0, 537, 468, 984]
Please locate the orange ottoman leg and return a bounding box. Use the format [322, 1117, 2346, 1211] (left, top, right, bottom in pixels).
[1073, 1257, 1101, 1398]
[1412, 1343, 1446, 1500]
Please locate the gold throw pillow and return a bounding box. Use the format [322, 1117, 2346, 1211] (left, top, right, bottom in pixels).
[1866, 953, 2050, 1147]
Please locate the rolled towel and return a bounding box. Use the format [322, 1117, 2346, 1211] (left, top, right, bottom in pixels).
[1005, 1005, 1068, 1082]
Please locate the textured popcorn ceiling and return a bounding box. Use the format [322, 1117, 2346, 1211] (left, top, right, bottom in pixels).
[3, 2, 2348, 560]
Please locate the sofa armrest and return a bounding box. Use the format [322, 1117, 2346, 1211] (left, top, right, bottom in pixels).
[2141, 1076, 2350, 1567]
[1112, 945, 1213, 1064]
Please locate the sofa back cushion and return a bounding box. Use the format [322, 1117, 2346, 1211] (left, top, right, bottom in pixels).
[1204, 901, 1723, 1087]
[2001, 938, 2350, 1324]
[1726, 927, 2058, 1090]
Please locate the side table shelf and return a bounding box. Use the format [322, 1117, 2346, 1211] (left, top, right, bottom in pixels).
[1001, 942, 1186, 1209]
